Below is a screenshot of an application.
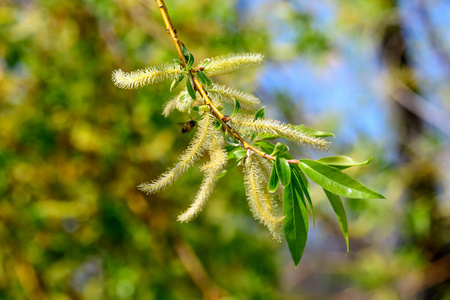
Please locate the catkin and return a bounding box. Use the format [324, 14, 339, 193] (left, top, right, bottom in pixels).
[200, 53, 263, 77]
[177, 125, 227, 222]
[138, 114, 213, 194]
[206, 83, 262, 111]
[232, 115, 330, 150]
[243, 154, 284, 241]
[162, 90, 203, 117]
[112, 63, 184, 89]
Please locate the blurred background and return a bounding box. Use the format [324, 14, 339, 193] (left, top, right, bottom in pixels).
[1, 0, 449, 299]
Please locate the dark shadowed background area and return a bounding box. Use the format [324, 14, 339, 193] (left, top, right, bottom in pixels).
[1, 0, 449, 299]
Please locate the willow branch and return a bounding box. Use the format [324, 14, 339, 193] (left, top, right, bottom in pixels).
[155, 0, 186, 66]
[154, 0, 300, 164]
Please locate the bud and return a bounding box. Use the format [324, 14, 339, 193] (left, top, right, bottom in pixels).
[222, 115, 231, 122]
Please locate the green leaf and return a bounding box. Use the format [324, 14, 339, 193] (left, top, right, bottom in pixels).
[199, 58, 210, 68]
[317, 156, 373, 170]
[170, 74, 185, 92]
[186, 53, 194, 70]
[255, 141, 275, 154]
[217, 169, 228, 179]
[181, 46, 189, 58]
[275, 157, 290, 186]
[232, 149, 247, 162]
[178, 91, 190, 101]
[271, 142, 289, 156]
[292, 167, 315, 226]
[225, 145, 241, 159]
[284, 178, 308, 267]
[293, 166, 311, 195]
[323, 189, 349, 253]
[214, 120, 222, 130]
[196, 70, 212, 86]
[292, 125, 335, 137]
[298, 159, 384, 199]
[254, 107, 265, 120]
[177, 91, 192, 114]
[225, 131, 240, 146]
[186, 78, 196, 100]
[231, 98, 241, 118]
[254, 133, 281, 141]
[268, 163, 279, 193]
[181, 46, 194, 70]
[217, 159, 238, 179]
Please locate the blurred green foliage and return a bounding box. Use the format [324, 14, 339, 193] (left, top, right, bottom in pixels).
[0, 1, 280, 299]
[0, 0, 449, 299]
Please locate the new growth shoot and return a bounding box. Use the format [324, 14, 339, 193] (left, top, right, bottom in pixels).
[112, 0, 383, 267]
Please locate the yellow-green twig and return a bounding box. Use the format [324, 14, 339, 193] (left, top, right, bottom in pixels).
[154, 0, 301, 164]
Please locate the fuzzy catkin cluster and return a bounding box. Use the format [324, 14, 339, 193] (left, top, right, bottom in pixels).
[232, 115, 331, 150]
[243, 154, 284, 240]
[200, 53, 264, 77]
[138, 114, 214, 195]
[207, 83, 262, 111]
[113, 52, 331, 238]
[112, 63, 184, 89]
[177, 124, 227, 222]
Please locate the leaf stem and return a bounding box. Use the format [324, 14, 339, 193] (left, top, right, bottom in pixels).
[154, 0, 297, 163]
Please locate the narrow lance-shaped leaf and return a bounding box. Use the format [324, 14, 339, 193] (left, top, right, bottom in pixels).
[271, 142, 289, 156]
[181, 46, 191, 65]
[231, 98, 241, 118]
[186, 77, 196, 100]
[275, 157, 290, 186]
[225, 145, 241, 159]
[284, 171, 309, 267]
[254, 133, 281, 141]
[232, 149, 248, 163]
[292, 167, 315, 226]
[217, 159, 238, 179]
[323, 189, 349, 253]
[186, 52, 194, 70]
[214, 120, 222, 130]
[317, 156, 373, 170]
[170, 74, 185, 92]
[292, 125, 335, 137]
[198, 58, 210, 68]
[254, 107, 265, 120]
[181, 46, 194, 71]
[268, 163, 279, 193]
[196, 70, 212, 86]
[298, 159, 384, 199]
[225, 131, 240, 147]
[181, 46, 195, 70]
[255, 141, 275, 154]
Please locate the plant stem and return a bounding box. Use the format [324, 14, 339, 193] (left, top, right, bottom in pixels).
[155, 0, 186, 67]
[154, 0, 300, 165]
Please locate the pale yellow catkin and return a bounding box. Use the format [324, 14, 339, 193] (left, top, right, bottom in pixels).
[177, 125, 227, 222]
[243, 154, 284, 241]
[200, 53, 264, 77]
[206, 83, 262, 111]
[138, 114, 213, 194]
[232, 115, 331, 150]
[162, 91, 184, 117]
[112, 63, 184, 89]
[163, 90, 203, 117]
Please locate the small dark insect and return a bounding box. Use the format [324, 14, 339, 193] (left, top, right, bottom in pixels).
[178, 120, 196, 133]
